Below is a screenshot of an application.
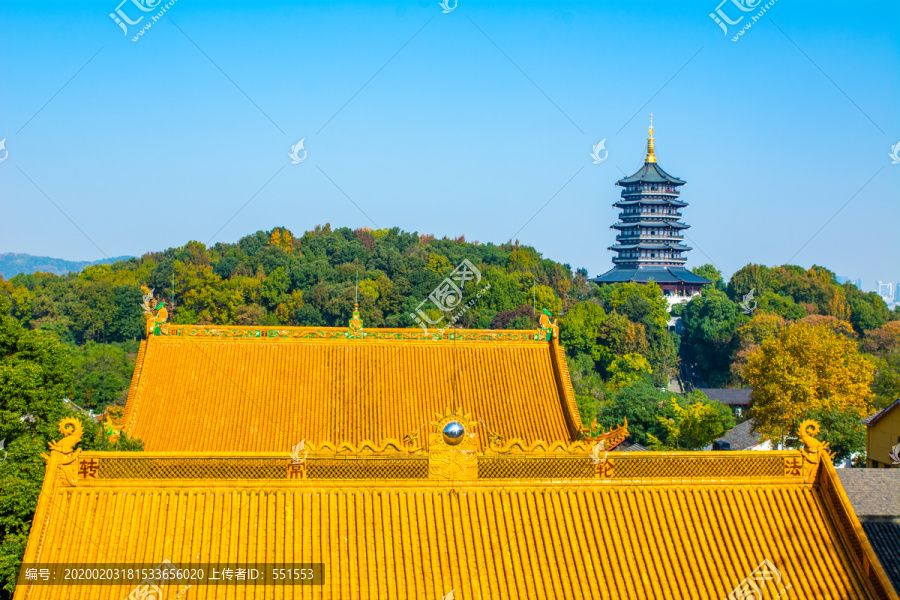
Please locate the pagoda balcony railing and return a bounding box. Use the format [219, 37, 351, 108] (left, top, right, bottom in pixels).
[619, 213, 682, 219]
[612, 256, 687, 263]
[623, 186, 679, 194]
[615, 234, 685, 241]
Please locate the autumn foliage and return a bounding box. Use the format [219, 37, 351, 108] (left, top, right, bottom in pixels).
[743, 319, 875, 441]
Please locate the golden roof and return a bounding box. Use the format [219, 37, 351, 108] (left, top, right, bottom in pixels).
[15, 419, 898, 600]
[122, 323, 585, 452]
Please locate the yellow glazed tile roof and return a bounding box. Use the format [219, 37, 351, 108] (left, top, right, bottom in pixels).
[16, 455, 897, 599]
[15, 420, 899, 600]
[122, 325, 583, 452]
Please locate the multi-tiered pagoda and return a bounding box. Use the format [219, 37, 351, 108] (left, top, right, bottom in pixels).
[593, 116, 710, 303]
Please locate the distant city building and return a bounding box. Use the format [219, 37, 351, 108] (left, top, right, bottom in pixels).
[876, 281, 894, 303]
[592, 116, 710, 305]
[836, 276, 864, 290]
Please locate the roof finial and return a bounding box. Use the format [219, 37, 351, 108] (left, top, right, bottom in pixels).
[646, 113, 656, 163]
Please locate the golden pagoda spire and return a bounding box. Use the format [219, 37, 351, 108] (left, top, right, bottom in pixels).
[645, 113, 657, 163]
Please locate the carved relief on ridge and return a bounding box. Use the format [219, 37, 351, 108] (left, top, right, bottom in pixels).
[427, 408, 478, 480]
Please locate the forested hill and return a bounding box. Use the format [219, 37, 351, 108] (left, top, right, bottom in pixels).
[1, 225, 589, 343]
[0, 252, 132, 279]
[1, 225, 897, 419]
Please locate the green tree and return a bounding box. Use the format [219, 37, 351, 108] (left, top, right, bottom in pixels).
[595, 381, 675, 447]
[559, 302, 606, 357]
[681, 289, 745, 385]
[68, 341, 137, 410]
[691, 264, 725, 292]
[605, 353, 652, 392]
[647, 392, 735, 450]
[597, 281, 668, 331]
[0, 296, 142, 596]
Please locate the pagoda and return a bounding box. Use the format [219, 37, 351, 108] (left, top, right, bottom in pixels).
[593, 115, 710, 303]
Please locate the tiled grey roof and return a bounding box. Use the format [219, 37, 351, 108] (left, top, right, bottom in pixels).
[863, 399, 900, 426]
[861, 522, 900, 594]
[835, 469, 900, 517]
[715, 419, 768, 451]
[616, 441, 650, 452]
[695, 388, 752, 406]
[837, 469, 900, 595]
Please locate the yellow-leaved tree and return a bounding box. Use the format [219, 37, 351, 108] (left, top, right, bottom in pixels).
[605, 353, 652, 393]
[743, 320, 874, 441]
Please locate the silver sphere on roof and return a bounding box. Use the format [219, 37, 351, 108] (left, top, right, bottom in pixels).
[442, 421, 465, 445]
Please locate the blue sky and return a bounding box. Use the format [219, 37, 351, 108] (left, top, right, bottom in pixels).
[1, 0, 898, 288]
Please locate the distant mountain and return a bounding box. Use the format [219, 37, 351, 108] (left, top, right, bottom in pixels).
[0, 253, 133, 279]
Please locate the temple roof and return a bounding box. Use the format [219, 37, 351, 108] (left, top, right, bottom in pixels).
[592, 266, 712, 285]
[609, 243, 692, 251]
[613, 220, 689, 229]
[17, 428, 898, 600]
[121, 324, 584, 452]
[614, 198, 687, 207]
[695, 388, 753, 406]
[616, 161, 686, 185]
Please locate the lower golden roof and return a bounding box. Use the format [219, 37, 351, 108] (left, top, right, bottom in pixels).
[14, 420, 898, 600]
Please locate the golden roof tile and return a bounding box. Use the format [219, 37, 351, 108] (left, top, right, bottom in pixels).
[14, 419, 898, 600]
[123, 324, 585, 452]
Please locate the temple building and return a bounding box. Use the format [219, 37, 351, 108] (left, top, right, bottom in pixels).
[593, 116, 711, 305]
[14, 309, 899, 598]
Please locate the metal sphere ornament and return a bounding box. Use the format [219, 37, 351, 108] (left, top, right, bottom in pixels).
[442, 421, 465, 445]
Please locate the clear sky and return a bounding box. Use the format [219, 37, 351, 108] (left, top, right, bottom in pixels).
[1, 0, 898, 288]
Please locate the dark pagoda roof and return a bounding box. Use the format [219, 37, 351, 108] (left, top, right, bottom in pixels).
[592, 266, 711, 285]
[613, 220, 689, 229]
[610, 243, 692, 251]
[614, 198, 687, 207]
[617, 162, 685, 186]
